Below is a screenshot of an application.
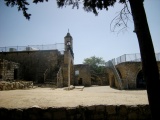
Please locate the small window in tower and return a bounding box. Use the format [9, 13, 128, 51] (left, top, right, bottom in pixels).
[67, 41, 71, 46]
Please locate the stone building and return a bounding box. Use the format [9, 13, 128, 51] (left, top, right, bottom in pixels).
[1, 32, 159, 89]
[1, 32, 158, 89]
[0, 32, 92, 87]
[0, 49, 62, 83]
[74, 64, 91, 86]
[105, 53, 160, 90]
[0, 59, 19, 81]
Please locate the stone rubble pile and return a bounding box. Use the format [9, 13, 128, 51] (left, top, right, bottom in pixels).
[0, 80, 33, 90]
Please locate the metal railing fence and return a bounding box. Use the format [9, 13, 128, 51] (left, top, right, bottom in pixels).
[116, 53, 141, 64]
[106, 52, 160, 66]
[0, 43, 64, 54]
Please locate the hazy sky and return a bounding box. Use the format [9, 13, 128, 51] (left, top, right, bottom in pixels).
[0, 0, 160, 64]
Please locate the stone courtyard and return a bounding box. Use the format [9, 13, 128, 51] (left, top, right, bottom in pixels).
[0, 86, 148, 108]
[0, 32, 154, 119]
[0, 86, 151, 120]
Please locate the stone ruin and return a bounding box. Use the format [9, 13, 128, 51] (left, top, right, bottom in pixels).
[0, 80, 33, 91]
[0, 59, 33, 91]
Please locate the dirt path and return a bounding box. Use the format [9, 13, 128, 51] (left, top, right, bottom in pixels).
[0, 86, 149, 108]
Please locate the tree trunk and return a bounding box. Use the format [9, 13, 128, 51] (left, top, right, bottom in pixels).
[129, 0, 160, 119]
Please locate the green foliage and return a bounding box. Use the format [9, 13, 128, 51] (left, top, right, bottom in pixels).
[57, 0, 126, 15]
[83, 56, 106, 74]
[4, 0, 126, 20]
[5, 0, 31, 20]
[83, 0, 116, 15]
[4, 0, 48, 20]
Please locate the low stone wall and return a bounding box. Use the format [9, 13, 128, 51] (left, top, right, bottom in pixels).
[0, 105, 151, 120]
[0, 80, 33, 90]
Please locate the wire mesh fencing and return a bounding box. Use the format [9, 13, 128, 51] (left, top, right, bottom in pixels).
[106, 52, 160, 66]
[116, 53, 141, 64]
[0, 43, 64, 53]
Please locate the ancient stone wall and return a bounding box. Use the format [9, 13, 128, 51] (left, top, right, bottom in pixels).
[0, 105, 151, 120]
[107, 62, 160, 89]
[0, 59, 19, 81]
[74, 64, 91, 86]
[116, 62, 142, 89]
[91, 72, 109, 86]
[106, 68, 120, 89]
[0, 50, 62, 83]
[56, 67, 63, 88]
[0, 80, 33, 90]
[62, 51, 74, 87]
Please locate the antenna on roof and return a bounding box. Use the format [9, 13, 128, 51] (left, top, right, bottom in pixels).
[68, 29, 69, 33]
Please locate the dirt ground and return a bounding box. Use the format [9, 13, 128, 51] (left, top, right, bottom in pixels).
[0, 86, 149, 109]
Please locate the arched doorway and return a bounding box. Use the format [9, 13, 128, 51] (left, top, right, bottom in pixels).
[111, 75, 116, 88]
[78, 78, 83, 85]
[136, 70, 146, 89]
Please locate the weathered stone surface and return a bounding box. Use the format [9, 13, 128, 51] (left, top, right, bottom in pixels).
[0, 105, 151, 120]
[53, 110, 66, 120]
[128, 112, 138, 120]
[107, 61, 160, 89]
[118, 105, 128, 115]
[0, 81, 33, 91]
[10, 109, 23, 120]
[95, 105, 106, 113]
[74, 64, 91, 86]
[0, 50, 61, 83]
[106, 105, 117, 115]
[87, 105, 95, 111]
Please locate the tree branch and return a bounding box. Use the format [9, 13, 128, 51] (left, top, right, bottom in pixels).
[110, 0, 132, 34]
[4, 0, 48, 20]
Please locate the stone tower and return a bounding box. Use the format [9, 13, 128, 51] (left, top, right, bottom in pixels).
[61, 31, 74, 87]
[64, 30, 73, 51]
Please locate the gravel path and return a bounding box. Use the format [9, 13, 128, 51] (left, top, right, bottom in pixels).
[0, 86, 149, 109]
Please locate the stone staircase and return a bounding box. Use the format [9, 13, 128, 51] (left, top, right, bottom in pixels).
[107, 60, 123, 89]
